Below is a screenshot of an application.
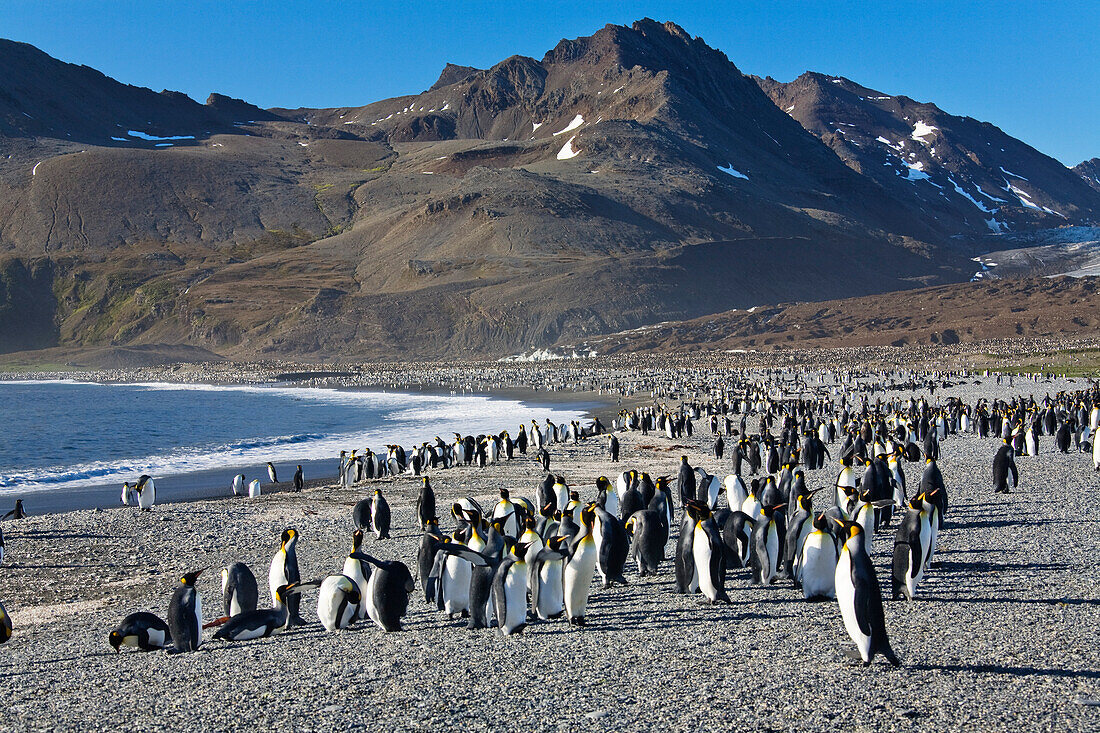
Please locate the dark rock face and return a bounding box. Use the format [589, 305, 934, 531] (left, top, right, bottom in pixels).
[0, 20, 1094, 359]
[1076, 158, 1100, 193]
[0, 258, 58, 352]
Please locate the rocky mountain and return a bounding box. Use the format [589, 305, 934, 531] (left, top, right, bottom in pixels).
[1076, 158, 1100, 193]
[0, 40, 277, 145]
[756, 73, 1100, 236]
[0, 21, 1093, 361]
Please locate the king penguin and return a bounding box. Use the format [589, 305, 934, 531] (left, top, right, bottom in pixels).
[531, 536, 568, 620]
[221, 562, 259, 617]
[686, 501, 730, 604]
[342, 530, 372, 619]
[834, 519, 900, 666]
[357, 553, 416, 632]
[167, 569, 204, 653]
[109, 612, 172, 652]
[268, 528, 306, 627]
[372, 489, 391, 540]
[317, 574, 362, 631]
[798, 513, 838, 600]
[563, 505, 598, 625]
[492, 542, 532, 636]
[134, 475, 156, 511]
[416, 477, 436, 531]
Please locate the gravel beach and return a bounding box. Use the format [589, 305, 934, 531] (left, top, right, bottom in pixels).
[0, 376, 1097, 731]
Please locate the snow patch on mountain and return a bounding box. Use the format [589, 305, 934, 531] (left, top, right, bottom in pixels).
[553, 114, 584, 136]
[557, 135, 580, 160]
[911, 121, 938, 143]
[127, 130, 195, 141]
[718, 164, 749, 180]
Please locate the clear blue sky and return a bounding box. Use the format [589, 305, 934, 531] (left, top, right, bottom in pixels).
[3, 1, 1097, 165]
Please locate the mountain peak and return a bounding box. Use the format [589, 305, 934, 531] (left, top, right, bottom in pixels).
[428, 63, 482, 92]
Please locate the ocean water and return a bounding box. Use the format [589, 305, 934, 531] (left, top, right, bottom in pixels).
[0, 380, 595, 513]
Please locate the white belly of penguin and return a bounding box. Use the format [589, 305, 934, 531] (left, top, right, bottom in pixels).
[268, 552, 288, 608]
[193, 595, 203, 647]
[564, 541, 596, 617]
[318, 578, 354, 631]
[500, 564, 527, 635]
[537, 561, 564, 619]
[799, 532, 836, 598]
[342, 558, 369, 618]
[835, 548, 870, 660]
[442, 556, 472, 615]
[137, 485, 155, 509]
[147, 628, 167, 648]
[692, 524, 718, 601]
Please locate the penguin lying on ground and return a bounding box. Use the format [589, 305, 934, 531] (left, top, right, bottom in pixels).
[109, 612, 172, 652]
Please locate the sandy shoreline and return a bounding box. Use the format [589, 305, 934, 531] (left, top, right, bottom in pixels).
[0, 373, 1097, 730]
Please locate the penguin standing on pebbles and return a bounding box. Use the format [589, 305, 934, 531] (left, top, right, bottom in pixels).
[492, 542, 532, 636]
[592, 502, 629, 588]
[686, 501, 730, 604]
[531, 536, 568, 620]
[134, 476, 155, 511]
[231, 474, 245, 497]
[267, 462, 278, 484]
[293, 465, 304, 492]
[416, 477, 436, 531]
[626, 510, 665, 576]
[892, 497, 931, 602]
[353, 498, 372, 531]
[834, 519, 899, 666]
[343, 530, 372, 618]
[357, 553, 416, 632]
[798, 514, 838, 600]
[372, 490, 391, 540]
[563, 506, 598, 625]
[222, 562, 259, 617]
[0, 600, 9, 644]
[992, 440, 1018, 494]
[109, 612, 172, 652]
[167, 569, 204, 653]
[268, 529, 306, 627]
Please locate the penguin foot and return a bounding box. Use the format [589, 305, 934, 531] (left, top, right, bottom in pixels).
[569, 616, 587, 626]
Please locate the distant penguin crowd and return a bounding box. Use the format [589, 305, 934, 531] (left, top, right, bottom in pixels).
[12, 367, 1091, 664]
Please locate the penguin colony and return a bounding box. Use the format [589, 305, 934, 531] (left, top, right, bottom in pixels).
[81, 372, 1100, 667]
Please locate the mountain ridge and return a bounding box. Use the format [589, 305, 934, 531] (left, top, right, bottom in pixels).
[0, 20, 1095, 360]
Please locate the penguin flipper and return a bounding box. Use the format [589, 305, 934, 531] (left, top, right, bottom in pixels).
[852, 564, 877, 640]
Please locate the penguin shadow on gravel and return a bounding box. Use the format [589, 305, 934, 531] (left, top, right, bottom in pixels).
[8, 529, 111, 541]
[595, 605, 757, 631]
[908, 662, 1100, 679]
[0, 650, 111, 678]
